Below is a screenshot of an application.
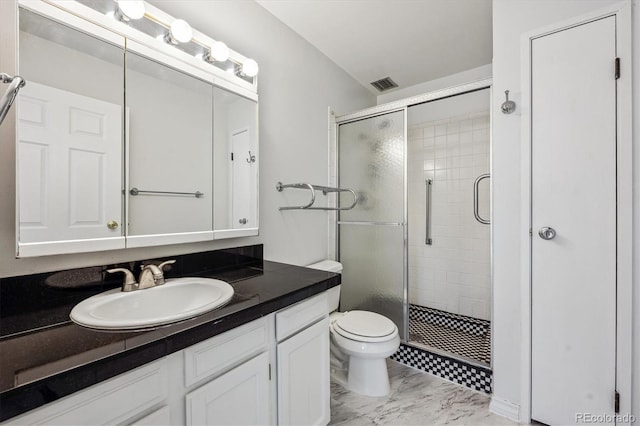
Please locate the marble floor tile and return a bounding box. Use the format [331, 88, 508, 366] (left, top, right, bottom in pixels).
[330, 360, 520, 426]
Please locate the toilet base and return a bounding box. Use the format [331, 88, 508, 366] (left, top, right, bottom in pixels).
[345, 357, 390, 397]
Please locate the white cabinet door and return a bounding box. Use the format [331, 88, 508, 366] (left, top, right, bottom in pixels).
[17, 82, 123, 254]
[186, 352, 271, 426]
[277, 318, 329, 426]
[530, 16, 617, 426]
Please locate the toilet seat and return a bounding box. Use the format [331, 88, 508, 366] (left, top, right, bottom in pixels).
[333, 310, 398, 343]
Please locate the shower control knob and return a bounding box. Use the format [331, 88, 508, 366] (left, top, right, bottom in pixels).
[538, 226, 556, 240]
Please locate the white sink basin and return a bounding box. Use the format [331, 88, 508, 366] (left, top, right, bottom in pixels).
[70, 277, 234, 330]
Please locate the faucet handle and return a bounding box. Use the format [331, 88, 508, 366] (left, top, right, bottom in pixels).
[107, 268, 138, 292]
[158, 259, 176, 271]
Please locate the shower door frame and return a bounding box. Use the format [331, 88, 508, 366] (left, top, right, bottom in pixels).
[334, 78, 493, 345]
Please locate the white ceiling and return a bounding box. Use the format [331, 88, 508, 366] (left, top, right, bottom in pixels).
[256, 0, 492, 95]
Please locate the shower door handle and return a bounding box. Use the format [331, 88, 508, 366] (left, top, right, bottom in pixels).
[425, 179, 432, 245]
[473, 174, 491, 225]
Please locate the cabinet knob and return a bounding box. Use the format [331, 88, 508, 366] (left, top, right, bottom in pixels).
[107, 220, 119, 230]
[239, 218, 248, 225]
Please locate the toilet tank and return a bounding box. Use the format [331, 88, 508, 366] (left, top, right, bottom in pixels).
[307, 260, 342, 311]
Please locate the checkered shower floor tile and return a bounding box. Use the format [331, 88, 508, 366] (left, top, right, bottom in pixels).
[391, 343, 492, 394]
[408, 304, 491, 365]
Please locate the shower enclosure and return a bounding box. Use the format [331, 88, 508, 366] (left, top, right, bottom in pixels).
[336, 84, 491, 367]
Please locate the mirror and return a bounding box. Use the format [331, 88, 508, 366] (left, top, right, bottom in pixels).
[15, 5, 259, 257]
[213, 87, 258, 231]
[126, 51, 213, 243]
[17, 8, 125, 255]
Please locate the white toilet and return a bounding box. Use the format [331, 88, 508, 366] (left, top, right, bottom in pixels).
[307, 260, 400, 397]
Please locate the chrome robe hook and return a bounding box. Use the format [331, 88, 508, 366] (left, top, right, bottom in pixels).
[501, 90, 516, 114]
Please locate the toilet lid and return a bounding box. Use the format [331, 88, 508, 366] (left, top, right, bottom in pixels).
[334, 311, 397, 341]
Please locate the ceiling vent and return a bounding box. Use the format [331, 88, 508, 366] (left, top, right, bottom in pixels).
[370, 77, 398, 92]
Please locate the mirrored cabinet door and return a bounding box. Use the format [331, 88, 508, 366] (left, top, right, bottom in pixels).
[125, 51, 214, 246]
[213, 87, 258, 233]
[15, 4, 259, 257]
[17, 8, 125, 257]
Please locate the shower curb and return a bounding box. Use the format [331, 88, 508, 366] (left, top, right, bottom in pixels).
[391, 343, 492, 394]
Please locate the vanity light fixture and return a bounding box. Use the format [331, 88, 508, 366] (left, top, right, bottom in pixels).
[165, 19, 193, 44]
[204, 41, 230, 63]
[104, 1, 259, 79]
[114, 0, 145, 21]
[242, 59, 259, 77]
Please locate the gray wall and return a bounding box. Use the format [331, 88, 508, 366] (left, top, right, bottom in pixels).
[0, 0, 374, 277]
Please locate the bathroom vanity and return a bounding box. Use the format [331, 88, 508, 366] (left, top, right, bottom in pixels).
[0, 246, 339, 425]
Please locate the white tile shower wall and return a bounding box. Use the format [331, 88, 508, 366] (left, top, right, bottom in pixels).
[407, 111, 491, 320]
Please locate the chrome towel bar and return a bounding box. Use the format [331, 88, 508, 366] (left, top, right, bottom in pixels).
[276, 182, 358, 211]
[0, 73, 26, 126]
[130, 188, 204, 198]
[425, 179, 433, 245]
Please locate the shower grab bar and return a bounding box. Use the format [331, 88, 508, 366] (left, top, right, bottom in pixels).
[425, 179, 433, 245]
[0, 73, 26, 127]
[129, 187, 204, 198]
[473, 174, 491, 225]
[276, 181, 358, 211]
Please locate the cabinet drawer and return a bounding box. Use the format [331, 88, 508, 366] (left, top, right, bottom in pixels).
[184, 317, 269, 387]
[276, 291, 328, 341]
[5, 359, 168, 425]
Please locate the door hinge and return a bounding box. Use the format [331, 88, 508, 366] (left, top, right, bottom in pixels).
[268, 363, 271, 381]
[529, 228, 532, 237]
[615, 57, 620, 80]
[614, 391, 620, 413]
[231, 152, 234, 161]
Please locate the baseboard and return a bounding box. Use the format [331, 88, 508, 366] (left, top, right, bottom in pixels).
[489, 396, 520, 422]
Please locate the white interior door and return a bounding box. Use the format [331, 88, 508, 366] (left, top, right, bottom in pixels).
[231, 128, 252, 228]
[18, 82, 122, 243]
[530, 16, 617, 425]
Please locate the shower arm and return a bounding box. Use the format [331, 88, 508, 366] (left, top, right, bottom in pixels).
[0, 73, 26, 127]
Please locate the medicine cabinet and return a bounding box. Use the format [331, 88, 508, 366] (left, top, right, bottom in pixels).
[15, 1, 259, 257]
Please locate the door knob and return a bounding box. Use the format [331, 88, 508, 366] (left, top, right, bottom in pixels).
[538, 226, 556, 240]
[107, 220, 119, 230]
[239, 218, 248, 225]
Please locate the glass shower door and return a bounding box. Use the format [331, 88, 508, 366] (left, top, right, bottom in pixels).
[337, 109, 406, 340]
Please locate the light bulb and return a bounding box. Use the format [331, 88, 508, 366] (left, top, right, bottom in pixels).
[209, 41, 230, 62]
[116, 0, 145, 20]
[242, 59, 259, 77]
[169, 19, 192, 43]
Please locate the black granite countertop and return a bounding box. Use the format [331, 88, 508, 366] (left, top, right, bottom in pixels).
[0, 246, 340, 421]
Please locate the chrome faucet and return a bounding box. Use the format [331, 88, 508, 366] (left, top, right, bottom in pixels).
[107, 259, 176, 292]
[137, 265, 158, 290]
[139, 260, 176, 289]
